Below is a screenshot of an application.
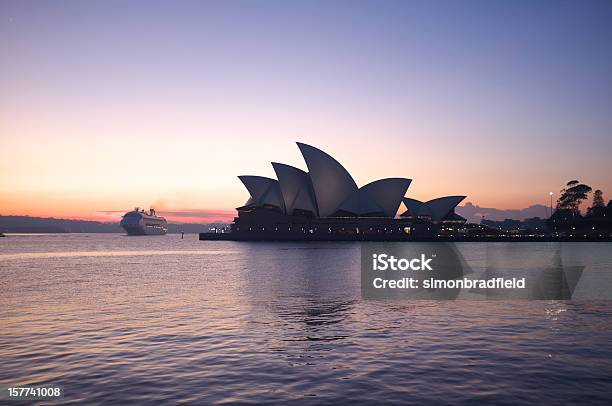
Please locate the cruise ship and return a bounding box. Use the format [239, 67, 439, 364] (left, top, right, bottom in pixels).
[120, 208, 168, 235]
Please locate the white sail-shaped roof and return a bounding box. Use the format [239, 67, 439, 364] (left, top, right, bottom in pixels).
[297, 142, 358, 217]
[360, 178, 412, 217]
[272, 162, 317, 215]
[401, 196, 466, 221]
[338, 178, 412, 217]
[425, 196, 466, 221]
[238, 175, 285, 210]
[237, 142, 465, 221]
[402, 198, 430, 217]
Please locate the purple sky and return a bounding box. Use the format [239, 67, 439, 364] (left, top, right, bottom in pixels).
[1, 1, 611, 221]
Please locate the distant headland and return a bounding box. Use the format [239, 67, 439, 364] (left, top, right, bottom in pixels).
[0, 215, 225, 234]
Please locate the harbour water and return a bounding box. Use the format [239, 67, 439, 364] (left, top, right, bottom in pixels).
[1, 234, 612, 404]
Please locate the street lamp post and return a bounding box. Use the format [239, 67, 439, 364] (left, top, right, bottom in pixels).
[549, 192, 554, 218]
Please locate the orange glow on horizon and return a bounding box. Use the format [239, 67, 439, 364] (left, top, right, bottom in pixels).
[1, 132, 608, 222]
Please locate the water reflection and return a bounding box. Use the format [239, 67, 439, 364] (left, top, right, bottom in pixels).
[241, 243, 359, 344]
[1, 236, 612, 404]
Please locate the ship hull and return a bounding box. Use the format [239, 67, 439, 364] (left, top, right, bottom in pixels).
[122, 224, 167, 236]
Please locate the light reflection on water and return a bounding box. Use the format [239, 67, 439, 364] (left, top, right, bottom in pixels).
[1, 234, 611, 404]
[0, 250, 238, 260]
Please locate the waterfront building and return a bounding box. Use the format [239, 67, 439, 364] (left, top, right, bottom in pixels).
[227, 142, 465, 240]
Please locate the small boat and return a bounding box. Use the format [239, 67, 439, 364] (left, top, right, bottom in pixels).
[120, 208, 168, 235]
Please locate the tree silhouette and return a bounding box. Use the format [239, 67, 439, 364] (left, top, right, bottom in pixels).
[592, 189, 605, 208]
[556, 180, 592, 214]
[587, 189, 605, 217]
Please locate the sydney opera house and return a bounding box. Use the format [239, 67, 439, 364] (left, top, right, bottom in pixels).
[205, 142, 467, 241]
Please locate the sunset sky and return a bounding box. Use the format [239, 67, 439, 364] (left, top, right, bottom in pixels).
[1, 1, 611, 223]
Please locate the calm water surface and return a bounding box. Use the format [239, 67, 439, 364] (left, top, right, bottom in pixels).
[1, 234, 612, 404]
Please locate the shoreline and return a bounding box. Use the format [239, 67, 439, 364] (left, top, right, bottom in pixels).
[199, 232, 612, 242]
